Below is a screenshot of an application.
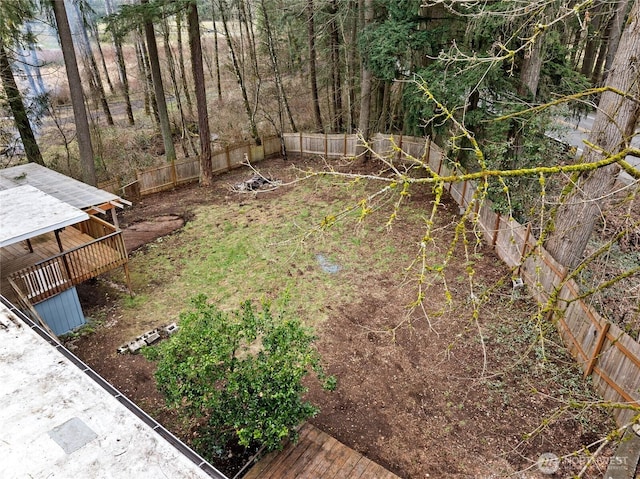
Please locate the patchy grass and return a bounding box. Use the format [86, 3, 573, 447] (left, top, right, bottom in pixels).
[110, 175, 421, 340]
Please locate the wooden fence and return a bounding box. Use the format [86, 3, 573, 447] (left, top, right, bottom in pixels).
[125, 135, 282, 197]
[283, 132, 360, 158]
[106, 131, 639, 425]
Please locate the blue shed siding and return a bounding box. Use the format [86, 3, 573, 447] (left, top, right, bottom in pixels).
[34, 287, 86, 335]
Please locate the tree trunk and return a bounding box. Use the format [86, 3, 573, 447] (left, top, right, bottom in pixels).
[328, 0, 343, 132]
[379, 80, 391, 131]
[211, 0, 222, 101]
[371, 79, 385, 132]
[570, 24, 586, 68]
[135, 34, 151, 117]
[218, 0, 261, 145]
[307, 0, 323, 132]
[161, 14, 194, 157]
[603, 0, 631, 82]
[142, 0, 176, 163]
[72, 2, 113, 125]
[187, 1, 214, 186]
[358, 0, 373, 143]
[89, 19, 114, 94]
[51, 0, 96, 185]
[545, 0, 640, 269]
[580, 2, 604, 78]
[175, 12, 194, 117]
[518, 35, 544, 99]
[345, 0, 358, 133]
[258, 0, 296, 132]
[0, 39, 44, 165]
[591, 27, 609, 85]
[105, 0, 134, 125]
[238, 0, 259, 83]
[392, 81, 405, 132]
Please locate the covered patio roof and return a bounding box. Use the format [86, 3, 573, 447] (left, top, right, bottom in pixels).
[0, 185, 89, 248]
[0, 163, 129, 212]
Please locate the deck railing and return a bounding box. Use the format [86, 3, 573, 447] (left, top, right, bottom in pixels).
[9, 221, 128, 304]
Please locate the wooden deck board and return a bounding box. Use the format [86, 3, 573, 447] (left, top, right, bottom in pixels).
[263, 427, 320, 479]
[297, 433, 342, 478]
[247, 426, 315, 479]
[244, 424, 401, 479]
[282, 426, 327, 479]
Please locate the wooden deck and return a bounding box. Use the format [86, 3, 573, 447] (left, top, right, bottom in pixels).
[1, 227, 90, 301]
[243, 423, 401, 479]
[1, 221, 127, 304]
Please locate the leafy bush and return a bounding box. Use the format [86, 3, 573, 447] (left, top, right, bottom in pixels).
[144, 295, 336, 454]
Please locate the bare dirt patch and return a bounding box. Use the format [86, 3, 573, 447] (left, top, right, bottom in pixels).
[123, 215, 186, 253]
[69, 156, 616, 479]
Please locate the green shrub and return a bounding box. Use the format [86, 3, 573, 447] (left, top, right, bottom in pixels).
[144, 295, 336, 454]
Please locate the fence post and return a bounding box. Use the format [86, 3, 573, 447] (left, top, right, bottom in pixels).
[225, 146, 231, 170]
[344, 133, 348, 156]
[492, 212, 501, 247]
[584, 322, 611, 378]
[516, 223, 532, 277]
[171, 159, 178, 187]
[447, 169, 455, 193]
[299, 131, 303, 154]
[521, 224, 532, 261]
[425, 138, 432, 167]
[461, 180, 468, 209]
[325, 133, 328, 157]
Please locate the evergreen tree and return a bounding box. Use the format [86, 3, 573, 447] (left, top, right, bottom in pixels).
[0, 0, 44, 165]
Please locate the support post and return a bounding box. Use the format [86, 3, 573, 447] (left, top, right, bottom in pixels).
[123, 263, 134, 297]
[111, 208, 120, 229]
